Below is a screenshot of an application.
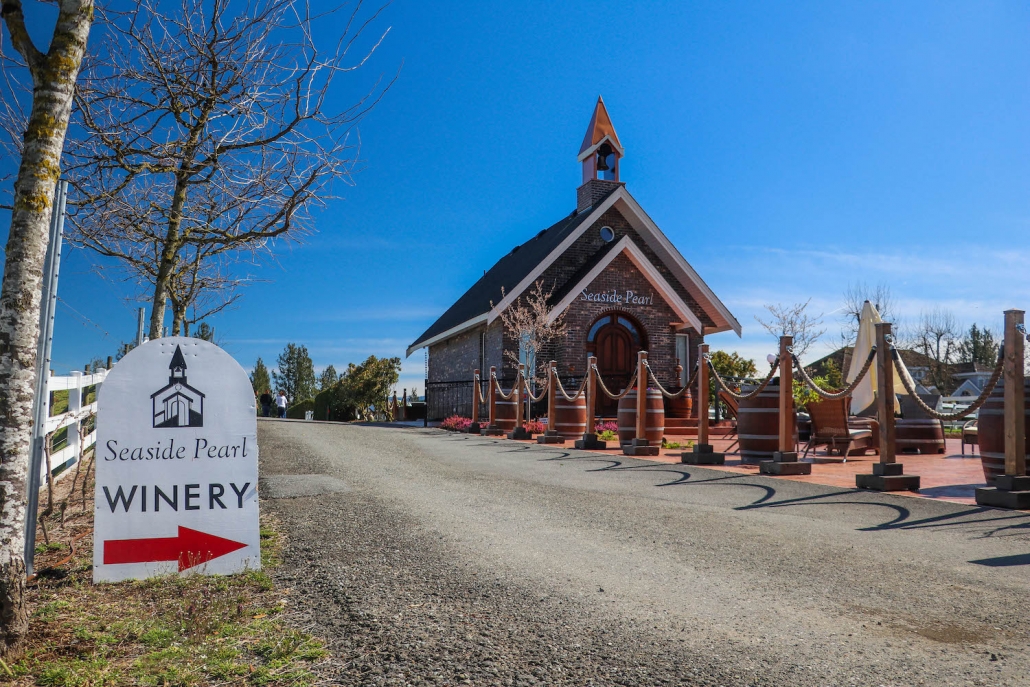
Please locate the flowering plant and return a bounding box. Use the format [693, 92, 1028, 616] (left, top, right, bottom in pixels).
[524, 420, 545, 434]
[440, 415, 473, 431]
[593, 420, 618, 434]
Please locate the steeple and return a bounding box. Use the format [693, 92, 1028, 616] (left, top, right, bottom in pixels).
[578, 96, 624, 184]
[576, 96, 626, 212]
[168, 345, 188, 385]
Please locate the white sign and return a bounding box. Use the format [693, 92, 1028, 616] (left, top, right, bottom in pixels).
[93, 337, 260, 583]
[579, 289, 655, 306]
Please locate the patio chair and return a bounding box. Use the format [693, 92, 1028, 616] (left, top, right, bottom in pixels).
[803, 398, 878, 462]
[896, 394, 946, 454]
[961, 419, 978, 456]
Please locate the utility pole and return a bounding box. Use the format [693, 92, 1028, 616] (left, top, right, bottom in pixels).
[136, 307, 146, 347]
[25, 180, 68, 576]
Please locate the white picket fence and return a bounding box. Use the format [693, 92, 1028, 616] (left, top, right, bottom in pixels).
[40, 369, 107, 480]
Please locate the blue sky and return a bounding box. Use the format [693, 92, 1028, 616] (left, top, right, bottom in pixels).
[3, 0, 1029, 394]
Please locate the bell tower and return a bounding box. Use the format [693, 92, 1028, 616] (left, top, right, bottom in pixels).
[577, 96, 625, 212]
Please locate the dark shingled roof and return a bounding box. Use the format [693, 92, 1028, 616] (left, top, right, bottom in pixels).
[410, 191, 617, 350]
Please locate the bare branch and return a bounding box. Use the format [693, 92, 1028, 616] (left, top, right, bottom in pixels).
[64, 0, 393, 337]
[754, 299, 824, 360]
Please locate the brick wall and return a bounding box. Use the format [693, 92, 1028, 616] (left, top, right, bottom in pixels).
[577, 179, 624, 212]
[552, 252, 682, 385]
[427, 321, 507, 383]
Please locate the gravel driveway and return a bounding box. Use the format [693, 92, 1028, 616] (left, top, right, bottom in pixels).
[258, 420, 1030, 686]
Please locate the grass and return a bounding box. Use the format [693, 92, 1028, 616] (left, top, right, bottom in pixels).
[16, 465, 328, 686]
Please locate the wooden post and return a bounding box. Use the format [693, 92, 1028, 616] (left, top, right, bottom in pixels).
[538, 361, 564, 443]
[624, 351, 658, 455]
[778, 335, 794, 455]
[697, 344, 710, 447]
[488, 367, 497, 426]
[681, 343, 725, 464]
[761, 336, 811, 474]
[575, 355, 604, 449]
[401, 388, 407, 421]
[876, 322, 896, 465]
[1003, 309, 1026, 477]
[515, 364, 524, 428]
[468, 372, 479, 433]
[480, 365, 504, 435]
[546, 361, 557, 427]
[635, 351, 647, 441]
[508, 364, 532, 439]
[975, 309, 1030, 506]
[856, 321, 919, 490]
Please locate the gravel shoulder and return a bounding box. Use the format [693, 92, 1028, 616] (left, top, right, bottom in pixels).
[258, 420, 1030, 686]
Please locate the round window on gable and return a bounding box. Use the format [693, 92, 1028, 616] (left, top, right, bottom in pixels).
[599, 225, 615, 243]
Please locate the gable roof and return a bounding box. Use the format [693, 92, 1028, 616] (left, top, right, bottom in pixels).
[407, 185, 740, 356]
[545, 235, 704, 333]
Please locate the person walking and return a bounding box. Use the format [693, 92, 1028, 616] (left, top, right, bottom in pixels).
[276, 390, 288, 419]
[259, 389, 273, 417]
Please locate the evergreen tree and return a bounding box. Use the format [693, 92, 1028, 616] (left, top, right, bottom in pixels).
[319, 364, 339, 391]
[273, 344, 317, 404]
[333, 356, 402, 420]
[195, 322, 215, 342]
[250, 358, 272, 395]
[958, 324, 999, 366]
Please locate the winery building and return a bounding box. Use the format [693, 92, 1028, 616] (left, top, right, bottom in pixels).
[408, 98, 740, 419]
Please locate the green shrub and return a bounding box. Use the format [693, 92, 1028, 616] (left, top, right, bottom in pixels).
[285, 399, 314, 420]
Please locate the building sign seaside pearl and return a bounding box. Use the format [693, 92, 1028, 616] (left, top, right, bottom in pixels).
[579, 289, 655, 306]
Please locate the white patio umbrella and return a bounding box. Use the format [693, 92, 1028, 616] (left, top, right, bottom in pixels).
[846, 300, 913, 415]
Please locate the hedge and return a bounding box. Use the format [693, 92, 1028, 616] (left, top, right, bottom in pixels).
[285, 398, 315, 420]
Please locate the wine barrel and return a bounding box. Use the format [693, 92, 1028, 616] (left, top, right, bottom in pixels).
[551, 394, 587, 440]
[664, 388, 693, 419]
[895, 418, 945, 454]
[978, 380, 1030, 484]
[493, 396, 518, 433]
[737, 382, 795, 464]
[617, 389, 665, 444]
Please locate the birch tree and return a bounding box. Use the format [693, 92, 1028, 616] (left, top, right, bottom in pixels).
[0, 0, 94, 655]
[67, 0, 391, 338]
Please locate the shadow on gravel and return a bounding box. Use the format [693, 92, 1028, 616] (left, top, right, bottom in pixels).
[435, 434, 1030, 535]
[969, 552, 1030, 567]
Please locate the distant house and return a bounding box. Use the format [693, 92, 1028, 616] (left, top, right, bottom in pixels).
[948, 362, 995, 400]
[806, 346, 936, 394]
[807, 346, 994, 398]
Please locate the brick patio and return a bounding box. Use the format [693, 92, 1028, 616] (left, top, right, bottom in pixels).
[504, 435, 994, 507]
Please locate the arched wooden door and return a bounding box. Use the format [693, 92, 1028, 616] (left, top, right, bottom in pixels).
[587, 314, 645, 417]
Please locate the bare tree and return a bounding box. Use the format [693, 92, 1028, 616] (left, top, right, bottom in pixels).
[66, 0, 392, 337]
[495, 281, 569, 384]
[912, 306, 961, 393]
[840, 281, 898, 342]
[0, 0, 94, 655]
[754, 299, 825, 359]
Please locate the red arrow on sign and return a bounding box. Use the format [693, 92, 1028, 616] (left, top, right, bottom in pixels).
[103, 526, 248, 571]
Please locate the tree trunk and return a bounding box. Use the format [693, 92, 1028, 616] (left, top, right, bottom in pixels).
[0, 0, 94, 656]
[148, 178, 189, 338]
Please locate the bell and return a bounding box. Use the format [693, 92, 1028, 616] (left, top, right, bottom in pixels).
[596, 151, 610, 171]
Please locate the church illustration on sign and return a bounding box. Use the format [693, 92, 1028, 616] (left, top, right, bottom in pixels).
[151, 345, 205, 428]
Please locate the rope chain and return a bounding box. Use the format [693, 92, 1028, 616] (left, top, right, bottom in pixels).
[892, 345, 1004, 421]
[553, 369, 588, 402]
[791, 346, 877, 400]
[473, 374, 486, 404]
[592, 365, 639, 400]
[644, 359, 697, 399]
[493, 372, 521, 401]
[523, 373, 549, 403]
[707, 355, 780, 401]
